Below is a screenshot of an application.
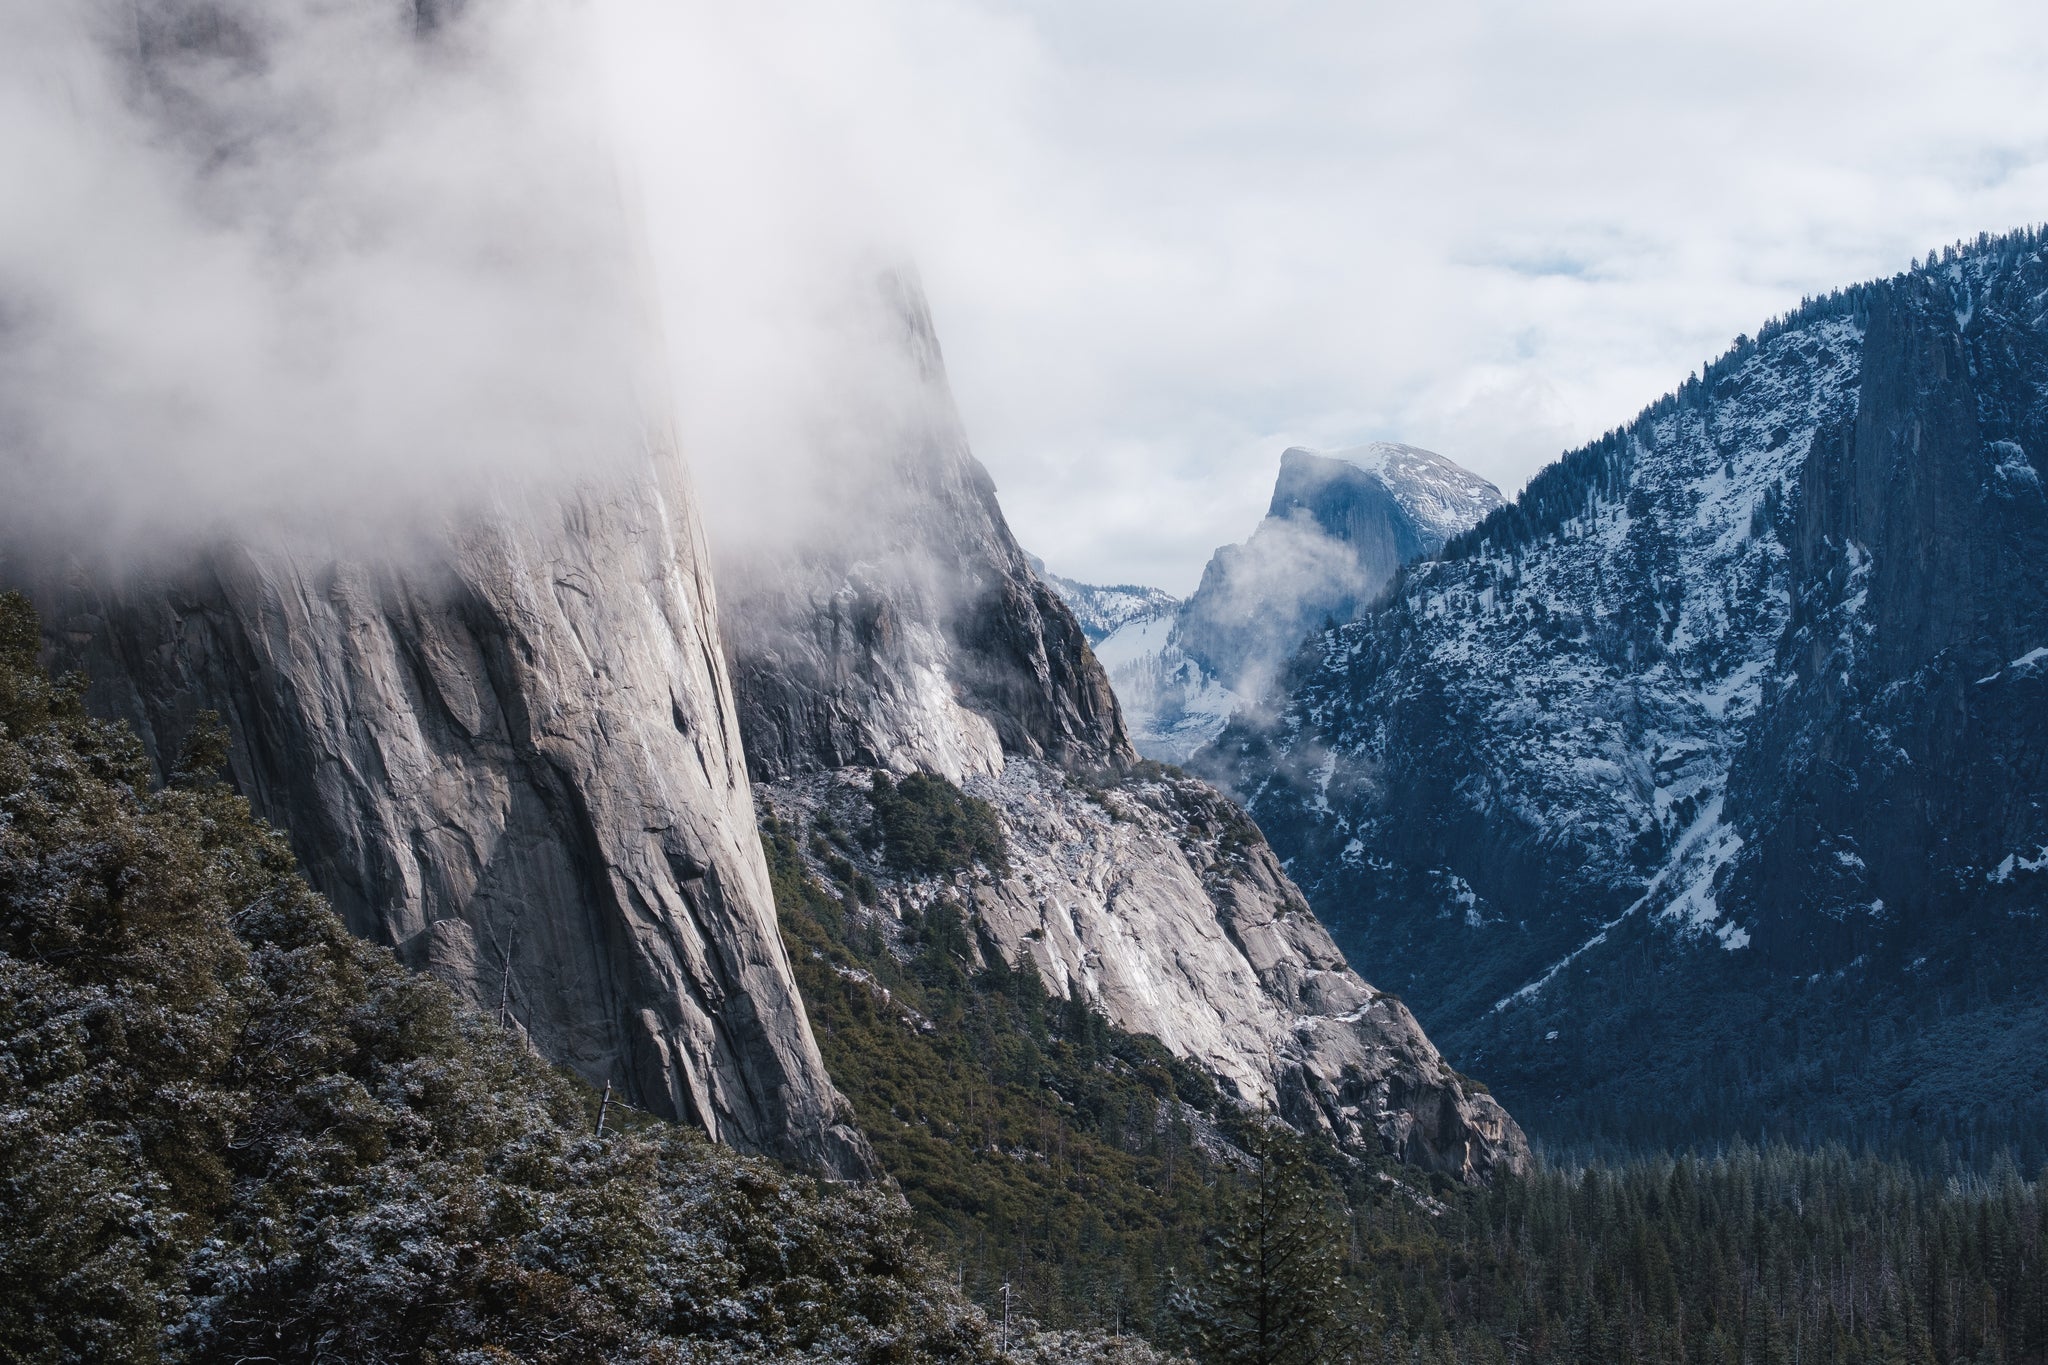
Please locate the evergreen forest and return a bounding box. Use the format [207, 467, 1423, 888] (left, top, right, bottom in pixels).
[769, 779, 2048, 1365]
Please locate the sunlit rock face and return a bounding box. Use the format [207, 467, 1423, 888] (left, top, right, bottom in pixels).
[23, 463, 869, 1176]
[721, 285, 1527, 1183]
[1208, 232, 2048, 1155]
[762, 762, 1528, 1182]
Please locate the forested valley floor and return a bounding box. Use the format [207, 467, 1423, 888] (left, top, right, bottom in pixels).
[773, 777, 2048, 1365]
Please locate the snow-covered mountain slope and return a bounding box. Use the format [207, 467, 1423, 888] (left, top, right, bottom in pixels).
[1290, 442, 1507, 557]
[1094, 615, 1243, 766]
[1033, 568, 1237, 766]
[1206, 230, 2048, 1154]
[1035, 560, 1179, 644]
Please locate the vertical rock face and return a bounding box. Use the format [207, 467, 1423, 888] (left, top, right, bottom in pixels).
[719, 288, 1133, 786]
[11, 0, 1522, 1184]
[1209, 230, 2048, 1153]
[722, 287, 1527, 1181]
[0, 0, 867, 1175]
[18, 463, 870, 1176]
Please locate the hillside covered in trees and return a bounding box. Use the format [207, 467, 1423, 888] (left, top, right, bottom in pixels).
[11, 570, 2048, 1364]
[0, 590, 1164, 1364]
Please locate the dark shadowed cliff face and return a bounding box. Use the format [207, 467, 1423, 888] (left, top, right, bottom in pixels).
[16, 463, 870, 1176]
[1732, 262, 2048, 972]
[1209, 231, 2048, 1157]
[719, 287, 1527, 1181]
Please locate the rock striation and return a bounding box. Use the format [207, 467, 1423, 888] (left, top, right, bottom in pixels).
[1208, 229, 2048, 1153]
[15, 464, 871, 1176]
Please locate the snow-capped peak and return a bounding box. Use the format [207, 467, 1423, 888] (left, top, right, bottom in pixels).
[1277, 443, 1505, 551]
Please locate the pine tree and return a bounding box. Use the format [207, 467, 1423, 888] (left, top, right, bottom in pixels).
[1172, 1119, 1363, 1365]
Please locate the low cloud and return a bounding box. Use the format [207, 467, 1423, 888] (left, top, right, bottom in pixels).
[871, 1, 2048, 591]
[8, 1, 2046, 594]
[0, 0, 653, 562]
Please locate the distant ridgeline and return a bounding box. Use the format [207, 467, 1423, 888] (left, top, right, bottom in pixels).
[1207, 226, 2048, 1161]
[1048, 444, 1501, 764]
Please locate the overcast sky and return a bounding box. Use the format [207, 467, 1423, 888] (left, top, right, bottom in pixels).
[676, 0, 2048, 594]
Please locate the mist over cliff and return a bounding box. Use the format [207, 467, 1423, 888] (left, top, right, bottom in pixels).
[0, 0, 889, 1176]
[0, 0, 667, 563]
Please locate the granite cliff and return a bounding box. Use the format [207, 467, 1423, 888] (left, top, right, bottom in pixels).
[719, 289, 1526, 1180]
[1, 0, 866, 1175]
[15, 465, 871, 1176]
[720, 289, 1129, 787]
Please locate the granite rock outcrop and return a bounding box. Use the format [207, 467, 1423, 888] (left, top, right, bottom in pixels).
[722, 287, 1526, 1181]
[17, 464, 872, 1175]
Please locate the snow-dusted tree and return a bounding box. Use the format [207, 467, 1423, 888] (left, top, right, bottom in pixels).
[0, 590, 1026, 1365]
[1169, 1120, 1363, 1365]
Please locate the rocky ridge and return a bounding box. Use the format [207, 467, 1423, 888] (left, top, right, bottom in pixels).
[760, 761, 1526, 1181]
[1174, 443, 1503, 700]
[721, 289, 1526, 1180]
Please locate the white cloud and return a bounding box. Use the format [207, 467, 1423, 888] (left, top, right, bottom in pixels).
[9, 2, 2045, 593]
[0, 0, 656, 560]
[665, 0, 2048, 592]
